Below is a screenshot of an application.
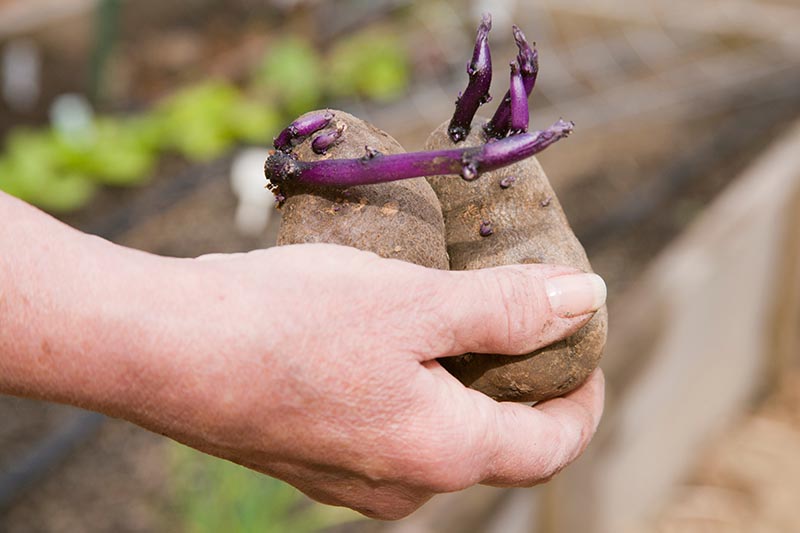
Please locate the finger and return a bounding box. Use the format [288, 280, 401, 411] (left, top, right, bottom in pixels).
[423, 264, 606, 359]
[479, 369, 605, 487]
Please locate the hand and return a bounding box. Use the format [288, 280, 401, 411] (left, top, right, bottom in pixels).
[0, 194, 604, 519]
[127, 243, 605, 520]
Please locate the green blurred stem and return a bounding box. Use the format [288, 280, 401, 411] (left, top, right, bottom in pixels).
[89, 0, 121, 104]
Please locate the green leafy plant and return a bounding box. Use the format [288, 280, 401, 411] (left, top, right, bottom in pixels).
[253, 39, 325, 116]
[156, 82, 244, 161]
[55, 117, 159, 186]
[328, 30, 409, 101]
[169, 445, 360, 533]
[0, 129, 96, 212]
[0, 29, 410, 214]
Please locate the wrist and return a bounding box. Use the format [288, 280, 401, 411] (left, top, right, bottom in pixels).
[0, 198, 204, 423]
[86, 251, 275, 448]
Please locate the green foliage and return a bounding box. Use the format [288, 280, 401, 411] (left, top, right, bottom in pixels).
[253, 39, 325, 116]
[156, 82, 243, 161]
[0, 129, 97, 212]
[55, 117, 158, 186]
[169, 444, 360, 533]
[0, 28, 411, 214]
[328, 31, 409, 101]
[0, 84, 283, 211]
[156, 81, 284, 160]
[226, 99, 283, 145]
[30, 172, 97, 213]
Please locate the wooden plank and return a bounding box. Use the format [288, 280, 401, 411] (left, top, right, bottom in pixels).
[541, 118, 800, 533]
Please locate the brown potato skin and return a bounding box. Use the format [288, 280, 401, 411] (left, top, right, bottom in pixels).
[277, 110, 449, 270]
[426, 119, 608, 402]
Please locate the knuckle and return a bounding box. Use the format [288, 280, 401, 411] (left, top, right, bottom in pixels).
[481, 268, 545, 353]
[408, 458, 473, 493]
[539, 417, 584, 478]
[387, 448, 464, 494]
[404, 419, 493, 493]
[427, 470, 475, 493]
[405, 273, 464, 355]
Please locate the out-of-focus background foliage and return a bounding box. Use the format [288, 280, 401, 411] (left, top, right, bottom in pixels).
[1, 1, 799, 532]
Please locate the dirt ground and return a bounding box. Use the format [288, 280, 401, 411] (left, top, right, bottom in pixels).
[1, 412, 175, 533]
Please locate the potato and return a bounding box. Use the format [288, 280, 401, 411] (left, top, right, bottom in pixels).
[277, 110, 449, 270]
[426, 119, 608, 402]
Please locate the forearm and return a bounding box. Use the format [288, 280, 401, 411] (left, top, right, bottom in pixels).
[0, 192, 208, 420]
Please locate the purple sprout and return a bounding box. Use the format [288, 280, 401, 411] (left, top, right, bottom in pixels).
[448, 14, 493, 143]
[499, 175, 517, 189]
[311, 123, 346, 155]
[265, 17, 573, 198]
[479, 220, 494, 237]
[265, 120, 573, 189]
[363, 146, 382, 160]
[273, 110, 334, 152]
[508, 61, 529, 134]
[484, 26, 539, 139]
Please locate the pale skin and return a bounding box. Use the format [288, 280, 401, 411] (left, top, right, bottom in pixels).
[0, 191, 605, 520]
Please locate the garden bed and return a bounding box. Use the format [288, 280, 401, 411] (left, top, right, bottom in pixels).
[2, 1, 800, 531]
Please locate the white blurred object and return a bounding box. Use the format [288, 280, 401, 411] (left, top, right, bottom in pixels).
[231, 148, 274, 236]
[2, 39, 41, 111]
[49, 93, 95, 145]
[471, 0, 516, 36]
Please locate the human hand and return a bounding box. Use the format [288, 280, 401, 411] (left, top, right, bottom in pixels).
[115, 243, 606, 520]
[0, 194, 604, 520]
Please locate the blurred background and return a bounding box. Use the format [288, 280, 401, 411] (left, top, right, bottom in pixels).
[1, 0, 799, 531]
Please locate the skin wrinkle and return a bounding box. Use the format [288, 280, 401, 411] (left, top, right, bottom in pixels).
[409, 274, 466, 360]
[502, 268, 542, 353]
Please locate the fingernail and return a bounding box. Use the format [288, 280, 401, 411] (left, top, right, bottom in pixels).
[545, 273, 606, 318]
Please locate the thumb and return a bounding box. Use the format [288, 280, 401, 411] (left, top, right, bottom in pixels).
[422, 264, 606, 359]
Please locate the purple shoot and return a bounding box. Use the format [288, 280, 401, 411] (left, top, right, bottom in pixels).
[448, 14, 493, 143]
[508, 61, 529, 134]
[479, 220, 494, 237]
[265, 119, 573, 189]
[311, 123, 346, 155]
[484, 25, 539, 139]
[499, 175, 517, 189]
[273, 110, 334, 152]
